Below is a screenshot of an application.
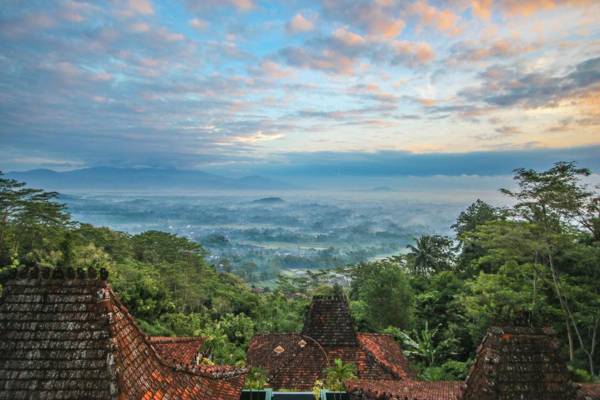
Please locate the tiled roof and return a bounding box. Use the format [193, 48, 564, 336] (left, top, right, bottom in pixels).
[357, 334, 414, 381]
[0, 266, 246, 400]
[578, 383, 600, 400]
[302, 295, 358, 347]
[348, 324, 594, 400]
[149, 336, 205, 366]
[346, 379, 462, 400]
[247, 296, 413, 390]
[462, 326, 578, 400]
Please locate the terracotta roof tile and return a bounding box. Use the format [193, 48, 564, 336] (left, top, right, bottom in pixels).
[149, 337, 205, 367]
[247, 296, 414, 390]
[0, 266, 246, 400]
[346, 379, 462, 400]
[462, 326, 578, 400]
[578, 383, 600, 400]
[357, 334, 415, 380]
[302, 295, 357, 347]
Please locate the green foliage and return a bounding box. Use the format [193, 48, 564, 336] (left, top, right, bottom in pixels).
[421, 360, 470, 381]
[406, 235, 454, 276]
[1, 163, 599, 379]
[349, 259, 414, 331]
[245, 367, 269, 389]
[323, 358, 357, 391]
[391, 322, 457, 368]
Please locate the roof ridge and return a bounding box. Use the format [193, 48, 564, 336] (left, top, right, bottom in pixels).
[356, 333, 413, 380]
[7, 265, 109, 282]
[106, 287, 248, 380]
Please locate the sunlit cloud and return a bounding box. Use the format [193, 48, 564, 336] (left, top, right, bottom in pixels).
[287, 13, 315, 34]
[0, 0, 599, 172]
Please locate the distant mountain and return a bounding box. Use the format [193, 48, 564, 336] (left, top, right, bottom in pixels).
[6, 167, 291, 191]
[251, 197, 285, 204]
[371, 186, 394, 192]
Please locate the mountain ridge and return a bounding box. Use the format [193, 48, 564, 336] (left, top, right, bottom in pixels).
[6, 167, 292, 191]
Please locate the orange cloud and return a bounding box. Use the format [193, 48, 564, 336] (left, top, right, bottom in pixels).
[411, 1, 462, 35]
[470, 0, 593, 18]
[226, 0, 254, 11]
[392, 40, 435, 65]
[332, 28, 366, 46]
[287, 13, 315, 33]
[259, 60, 293, 79]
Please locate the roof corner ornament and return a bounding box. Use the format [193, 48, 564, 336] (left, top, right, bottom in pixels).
[273, 345, 285, 354]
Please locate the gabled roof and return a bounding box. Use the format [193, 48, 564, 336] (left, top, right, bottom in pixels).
[302, 295, 357, 347]
[462, 325, 578, 400]
[0, 266, 245, 400]
[346, 379, 462, 400]
[247, 333, 412, 391]
[149, 336, 205, 367]
[247, 295, 413, 390]
[347, 323, 600, 400]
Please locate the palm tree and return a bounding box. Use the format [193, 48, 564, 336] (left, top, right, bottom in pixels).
[407, 235, 453, 276]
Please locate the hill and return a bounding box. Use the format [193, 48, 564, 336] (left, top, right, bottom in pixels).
[6, 167, 291, 191]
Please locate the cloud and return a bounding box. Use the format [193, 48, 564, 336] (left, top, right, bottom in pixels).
[448, 38, 535, 63]
[279, 28, 434, 74]
[469, 0, 594, 18]
[227, 131, 284, 144]
[319, 0, 405, 38]
[279, 46, 358, 75]
[287, 13, 315, 33]
[130, 22, 151, 32]
[392, 40, 435, 66]
[461, 56, 600, 108]
[184, 0, 254, 12]
[332, 28, 366, 46]
[117, 0, 154, 17]
[249, 145, 600, 177]
[189, 18, 207, 30]
[410, 1, 462, 35]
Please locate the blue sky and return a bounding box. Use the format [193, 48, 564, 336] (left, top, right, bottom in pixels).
[1, 0, 599, 175]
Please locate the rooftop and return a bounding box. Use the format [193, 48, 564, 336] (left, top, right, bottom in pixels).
[247, 295, 414, 390]
[0, 266, 246, 400]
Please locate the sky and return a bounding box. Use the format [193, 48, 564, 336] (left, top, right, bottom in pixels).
[1, 0, 599, 176]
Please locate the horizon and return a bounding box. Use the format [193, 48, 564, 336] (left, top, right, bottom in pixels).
[1, 1, 599, 175]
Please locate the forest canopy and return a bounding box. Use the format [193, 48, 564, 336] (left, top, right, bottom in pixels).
[0, 161, 598, 381]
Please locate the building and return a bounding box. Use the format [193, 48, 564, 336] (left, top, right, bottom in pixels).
[246, 295, 413, 390]
[346, 324, 600, 400]
[0, 266, 246, 400]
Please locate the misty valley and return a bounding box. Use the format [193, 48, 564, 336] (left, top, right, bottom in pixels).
[60, 191, 468, 285]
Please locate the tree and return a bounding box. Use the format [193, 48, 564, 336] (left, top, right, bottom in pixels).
[349, 259, 414, 331]
[406, 235, 454, 276]
[452, 199, 503, 273]
[452, 199, 500, 238]
[0, 172, 69, 266]
[501, 161, 600, 375]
